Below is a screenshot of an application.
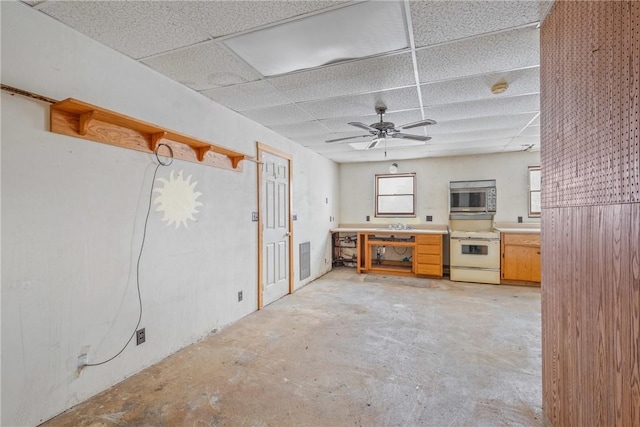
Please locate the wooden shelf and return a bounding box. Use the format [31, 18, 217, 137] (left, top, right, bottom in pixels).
[50, 98, 248, 171]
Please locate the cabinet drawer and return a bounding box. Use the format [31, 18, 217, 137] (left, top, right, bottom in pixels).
[416, 264, 441, 276]
[416, 244, 440, 255]
[417, 254, 440, 265]
[503, 233, 540, 246]
[416, 235, 441, 245]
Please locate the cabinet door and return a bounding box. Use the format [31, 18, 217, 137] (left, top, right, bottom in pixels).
[530, 247, 541, 282]
[503, 245, 540, 281]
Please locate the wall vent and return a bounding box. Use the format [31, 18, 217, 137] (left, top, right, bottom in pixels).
[299, 242, 311, 280]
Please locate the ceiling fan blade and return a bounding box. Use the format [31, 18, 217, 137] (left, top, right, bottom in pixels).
[392, 133, 432, 142]
[325, 134, 371, 143]
[348, 122, 377, 132]
[399, 119, 437, 129]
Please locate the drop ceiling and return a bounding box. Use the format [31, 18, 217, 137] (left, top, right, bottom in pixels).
[24, 0, 551, 163]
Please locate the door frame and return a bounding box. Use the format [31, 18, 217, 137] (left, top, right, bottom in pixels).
[256, 141, 294, 310]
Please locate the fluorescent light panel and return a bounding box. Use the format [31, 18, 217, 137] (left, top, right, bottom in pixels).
[223, 1, 409, 77]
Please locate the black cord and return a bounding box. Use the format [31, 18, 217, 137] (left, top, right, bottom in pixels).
[84, 144, 173, 367]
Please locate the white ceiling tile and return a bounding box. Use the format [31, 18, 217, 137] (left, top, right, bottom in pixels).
[416, 27, 539, 83]
[430, 129, 523, 145]
[242, 103, 315, 126]
[320, 110, 424, 133]
[429, 113, 538, 135]
[519, 125, 541, 137]
[410, 1, 541, 48]
[39, 1, 211, 59]
[175, 1, 346, 39]
[141, 42, 262, 91]
[294, 135, 339, 147]
[421, 67, 539, 107]
[300, 87, 421, 120]
[422, 94, 539, 123]
[507, 135, 541, 150]
[200, 81, 291, 112]
[269, 121, 330, 138]
[429, 139, 514, 155]
[268, 52, 415, 102]
[428, 146, 511, 158]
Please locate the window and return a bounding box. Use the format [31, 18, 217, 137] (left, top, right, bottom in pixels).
[375, 173, 416, 217]
[528, 166, 541, 217]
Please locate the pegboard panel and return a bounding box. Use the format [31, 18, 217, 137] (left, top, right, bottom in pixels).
[541, 1, 640, 208]
[541, 2, 640, 426]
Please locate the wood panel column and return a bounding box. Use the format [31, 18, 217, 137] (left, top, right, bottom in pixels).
[540, 2, 640, 425]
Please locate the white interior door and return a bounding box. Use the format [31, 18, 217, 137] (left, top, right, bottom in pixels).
[260, 150, 290, 307]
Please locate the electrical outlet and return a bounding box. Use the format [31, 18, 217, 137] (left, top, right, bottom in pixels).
[366, 215, 370, 221]
[293, 213, 298, 221]
[136, 328, 145, 345]
[238, 291, 243, 302]
[426, 215, 433, 222]
[251, 212, 259, 222]
[517, 216, 523, 223]
[76, 348, 89, 377]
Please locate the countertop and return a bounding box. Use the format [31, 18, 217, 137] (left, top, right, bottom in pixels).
[494, 222, 541, 234]
[331, 225, 448, 235]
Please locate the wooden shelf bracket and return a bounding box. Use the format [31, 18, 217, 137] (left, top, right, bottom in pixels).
[50, 98, 249, 172]
[194, 146, 211, 162]
[149, 131, 167, 152]
[78, 111, 95, 135]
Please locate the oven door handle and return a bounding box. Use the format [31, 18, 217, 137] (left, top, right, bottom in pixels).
[451, 237, 500, 242]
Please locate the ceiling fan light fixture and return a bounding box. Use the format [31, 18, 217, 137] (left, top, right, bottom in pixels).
[491, 81, 509, 95]
[367, 138, 382, 150]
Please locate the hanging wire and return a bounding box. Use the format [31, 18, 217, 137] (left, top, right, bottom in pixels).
[84, 144, 173, 367]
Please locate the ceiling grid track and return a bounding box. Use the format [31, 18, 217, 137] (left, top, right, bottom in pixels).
[404, 0, 426, 124]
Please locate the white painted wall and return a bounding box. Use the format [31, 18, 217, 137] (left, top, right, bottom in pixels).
[0, 2, 338, 425]
[339, 151, 542, 226]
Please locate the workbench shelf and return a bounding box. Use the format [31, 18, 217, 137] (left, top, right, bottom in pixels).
[356, 231, 443, 278]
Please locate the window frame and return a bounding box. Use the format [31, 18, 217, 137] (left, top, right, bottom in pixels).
[528, 165, 541, 218]
[374, 173, 417, 218]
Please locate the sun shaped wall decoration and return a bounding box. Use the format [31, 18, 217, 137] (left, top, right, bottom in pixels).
[153, 170, 203, 229]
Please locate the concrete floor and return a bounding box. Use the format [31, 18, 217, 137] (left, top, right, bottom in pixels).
[43, 268, 544, 426]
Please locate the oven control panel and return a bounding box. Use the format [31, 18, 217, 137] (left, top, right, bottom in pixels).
[486, 187, 497, 212]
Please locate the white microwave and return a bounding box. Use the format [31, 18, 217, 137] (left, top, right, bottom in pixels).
[449, 180, 497, 213]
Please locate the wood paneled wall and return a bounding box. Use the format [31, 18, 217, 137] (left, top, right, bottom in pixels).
[541, 2, 640, 426]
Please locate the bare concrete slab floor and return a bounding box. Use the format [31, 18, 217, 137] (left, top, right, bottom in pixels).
[43, 268, 543, 427]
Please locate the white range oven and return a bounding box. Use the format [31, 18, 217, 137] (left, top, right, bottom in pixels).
[449, 230, 501, 284]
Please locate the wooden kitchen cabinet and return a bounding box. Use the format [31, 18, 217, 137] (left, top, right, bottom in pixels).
[501, 233, 541, 284]
[354, 231, 444, 278]
[415, 234, 443, 277]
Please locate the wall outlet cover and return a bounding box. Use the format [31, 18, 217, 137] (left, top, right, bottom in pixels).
[136, 328, 146, 345]
[252, 212, 259, 221]
[238, 291, 243, 302]
[366, 215, 370, 221]
[293, 213, 298, 221]
[426, 215, 433, 222]
[517, 216, 523, 223]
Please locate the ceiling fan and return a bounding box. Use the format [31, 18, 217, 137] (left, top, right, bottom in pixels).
[325, 105, 436, 149]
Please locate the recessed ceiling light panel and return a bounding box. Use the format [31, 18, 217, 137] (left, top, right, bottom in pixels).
[223, 1, 409, 77]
